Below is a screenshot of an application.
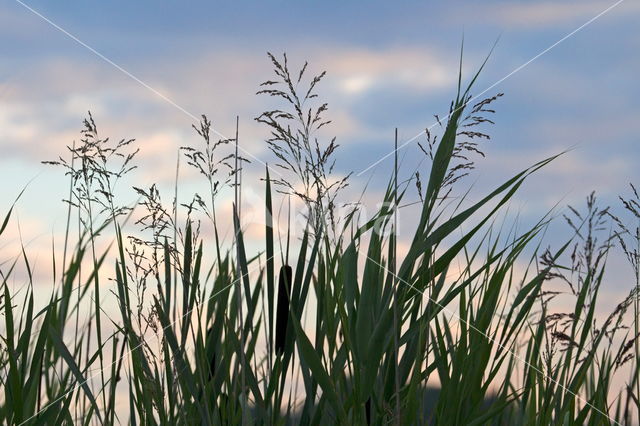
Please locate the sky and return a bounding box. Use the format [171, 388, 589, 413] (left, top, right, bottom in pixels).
[1, 0, 639, 305]
[1, 0, 639, 417]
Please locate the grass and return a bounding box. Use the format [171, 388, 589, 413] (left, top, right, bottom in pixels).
[0, 51, 639, 425]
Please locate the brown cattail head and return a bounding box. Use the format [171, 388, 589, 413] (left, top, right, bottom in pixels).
[275, 265, 293, 355]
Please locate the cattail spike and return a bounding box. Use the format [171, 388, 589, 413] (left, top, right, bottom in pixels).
[275, 265, 293, 355]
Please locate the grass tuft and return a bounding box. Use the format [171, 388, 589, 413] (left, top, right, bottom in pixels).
[0, 50, 638, 425]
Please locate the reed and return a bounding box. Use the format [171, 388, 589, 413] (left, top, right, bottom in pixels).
[0, 51, 638, 425]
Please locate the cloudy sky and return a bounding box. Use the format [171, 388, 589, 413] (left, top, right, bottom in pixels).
[1, 1, 639, 305]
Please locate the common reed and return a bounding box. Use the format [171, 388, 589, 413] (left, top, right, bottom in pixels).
[0, 51, 638, 426]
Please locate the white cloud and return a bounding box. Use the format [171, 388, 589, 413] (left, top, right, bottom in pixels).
[0, 44, 460, 179]
[317, 47, 454, 95]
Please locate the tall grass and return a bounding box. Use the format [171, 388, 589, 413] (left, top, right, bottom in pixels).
[1, 52, 639, 425]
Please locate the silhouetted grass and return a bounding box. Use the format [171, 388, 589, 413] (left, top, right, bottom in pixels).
[0, 51, 638, 425]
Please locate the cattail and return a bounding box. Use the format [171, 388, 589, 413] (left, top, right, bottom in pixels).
[275, 265, 293, 355]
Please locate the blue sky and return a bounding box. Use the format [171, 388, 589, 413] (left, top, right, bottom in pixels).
[1, 1, 639, 303]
